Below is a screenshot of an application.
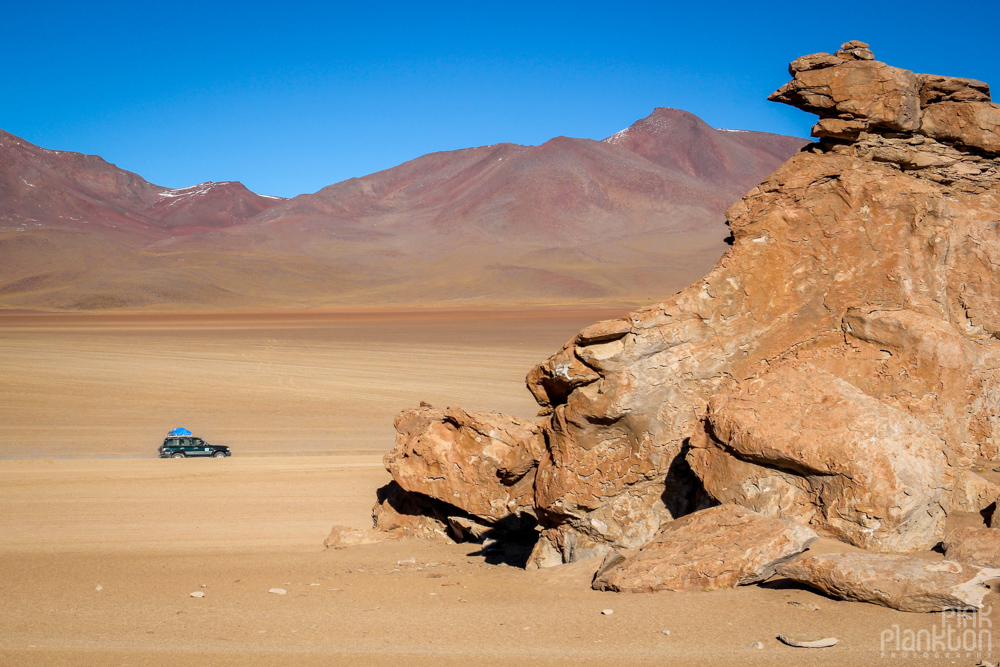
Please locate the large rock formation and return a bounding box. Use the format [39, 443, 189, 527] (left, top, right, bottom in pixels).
[375, 42, 1000, 571]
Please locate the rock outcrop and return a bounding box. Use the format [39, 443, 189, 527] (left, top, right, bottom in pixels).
[592, 504, 817, 592]
[776, 553, 1000, 612]
[373, 41, 1000, 578]
[384, 406, 543, 526]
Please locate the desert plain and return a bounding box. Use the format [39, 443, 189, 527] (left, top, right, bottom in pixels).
[0, 308, 988, 666]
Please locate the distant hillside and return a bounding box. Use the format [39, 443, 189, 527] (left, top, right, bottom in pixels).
[0, 111, 808, 310]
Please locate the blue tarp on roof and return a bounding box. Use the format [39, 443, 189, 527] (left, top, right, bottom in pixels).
[169, 427, 192, 436]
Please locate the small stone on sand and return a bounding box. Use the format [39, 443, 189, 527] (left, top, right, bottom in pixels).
[777, 634, 839, 648]
[190, 591, 204, 598]
[268, 588, 287, 595]
[788, 600, 819, 611]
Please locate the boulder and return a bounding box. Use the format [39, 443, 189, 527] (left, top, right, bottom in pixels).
[776, 553, 1000, 612]
[789, 52, 844, 74]
[324, 525, 399, 549]
[920, 101, 1000, 154]
[592, 504, 817, 592]
[384, 405, 543, 524]
[917, 74, 991, 106]
[835, 40, 874, 62]
[943, 527, 1000, 568]
[690, 361, 948, 552]
[769, 45, 921, 132]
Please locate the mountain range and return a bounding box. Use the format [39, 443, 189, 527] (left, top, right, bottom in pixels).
[0, 109, 807, 310]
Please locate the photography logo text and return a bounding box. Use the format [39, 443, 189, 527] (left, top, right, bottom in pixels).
[881, 607, 992, 660]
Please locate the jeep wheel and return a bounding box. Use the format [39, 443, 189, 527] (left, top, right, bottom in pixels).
[171, 452, 185, 458]
[213, 451, 226, 458]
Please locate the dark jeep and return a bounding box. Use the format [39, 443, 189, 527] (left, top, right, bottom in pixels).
[159, 436, 231, 458]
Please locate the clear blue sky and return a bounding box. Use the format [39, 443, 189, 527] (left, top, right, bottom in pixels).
[4, 1, 998, 198]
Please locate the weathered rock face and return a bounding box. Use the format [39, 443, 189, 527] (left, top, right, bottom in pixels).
[384, 406, 544, 525]
[769, 44, 921, 133]
[376, 41, 1000, 565]
[943, 527, 1000, 569]
[691, 361, 947, 552]
[776, 553, 1000, 612]
[951, 470, 1000, 513]
[592, 504, 817, 592]
[521, 42, 1000, 561]
[916, 74, 991, 106]
[920, 101, 1000, 153]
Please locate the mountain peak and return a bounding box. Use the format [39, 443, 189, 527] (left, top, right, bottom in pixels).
[602, 108, 808, 195]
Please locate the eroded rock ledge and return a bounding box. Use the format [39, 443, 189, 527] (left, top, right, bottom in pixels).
[360, 42, 1000, 609]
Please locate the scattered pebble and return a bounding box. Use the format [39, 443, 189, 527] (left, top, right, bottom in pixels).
[198, 584, 207, 588]
[788, 600, 819, 611]
[661, 630, 671, 636]
[269, 588, 287, 595]
[748, 641, 764, 649]
[601, 609, 614, 616]
[777, 634, 839, 648]
[398, 557, 417, 564]
[95, 585, 103, 591]
[309, 583, 320, 586]
[190, 591, 205, 598]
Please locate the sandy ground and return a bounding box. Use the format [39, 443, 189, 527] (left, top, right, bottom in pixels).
[0, 310, 994, 665]
[0, 308, 617, 458]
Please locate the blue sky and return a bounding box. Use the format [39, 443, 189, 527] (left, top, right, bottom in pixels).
[4, 1, 998, 198]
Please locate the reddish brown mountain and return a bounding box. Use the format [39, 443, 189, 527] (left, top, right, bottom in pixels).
[0, 129, 283, 231]
[604, 107, 810, 199]
[252, 134, 741, 243]
[0, 110, 808, 310]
